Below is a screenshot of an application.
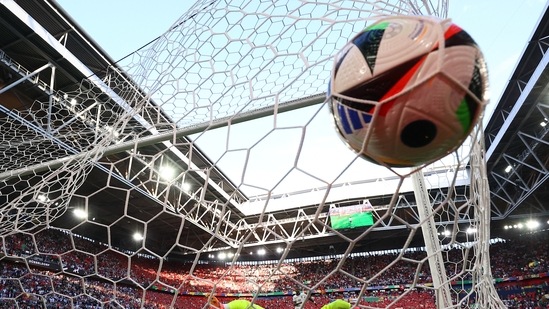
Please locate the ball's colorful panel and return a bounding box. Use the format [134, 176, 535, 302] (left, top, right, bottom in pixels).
[376, 55, 427, 115]
[444, 24, 478, 48]
[456, 99, 473, 133]
[468, 56, 487, 101]
[339, 55, 425, 103]
[336, 101, 372, 134]
[336, 101, 353, 134]
[352, 28, 387, 74]
[456, 56, 484, 133]
[364, 21, 390, 31]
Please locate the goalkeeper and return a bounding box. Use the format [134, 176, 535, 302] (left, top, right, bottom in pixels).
[207, 294, 265, 309]
[321, 299, 352, 309]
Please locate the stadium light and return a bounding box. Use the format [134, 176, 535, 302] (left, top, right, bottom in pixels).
[37, 194, 49, 203]
[159, 165, 176, 181]
[526, 220, 539, 230]
[466, 227, 477, 234]
[218, 252, 227, 260]
[276, 247, 283, 253]
[504, 165, 512, 173]
[132, 232, 144, 241]
[257, 248, 266, 255]
[73, 208, 87, 219]
[438, 230, 451, 236]
[182, 182, 191, 193]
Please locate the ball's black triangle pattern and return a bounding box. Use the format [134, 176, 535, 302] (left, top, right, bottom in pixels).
[340, 55, 425, 103]
[460, 55, 484, 131]
[353, 28, 385, 74]
[445, 27, 477, 48]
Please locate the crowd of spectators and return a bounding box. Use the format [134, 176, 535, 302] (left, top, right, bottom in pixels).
[0, 228, 547, 308]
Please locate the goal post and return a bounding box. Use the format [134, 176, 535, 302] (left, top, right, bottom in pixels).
[412, 170, 453, 308]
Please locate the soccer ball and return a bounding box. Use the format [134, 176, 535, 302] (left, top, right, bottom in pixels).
[328, 16, 488, 167]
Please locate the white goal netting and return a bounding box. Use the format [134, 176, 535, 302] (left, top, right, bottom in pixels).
[0, 0, 507, 308]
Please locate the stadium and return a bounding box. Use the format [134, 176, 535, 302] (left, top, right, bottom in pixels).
[0, 0, 548, 308]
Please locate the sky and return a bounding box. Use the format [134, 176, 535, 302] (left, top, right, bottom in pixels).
[55, 0, 547, 213]
[55, 0, 546, 107]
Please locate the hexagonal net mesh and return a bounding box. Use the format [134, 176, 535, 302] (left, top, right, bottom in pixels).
[0, 0, 506, 308]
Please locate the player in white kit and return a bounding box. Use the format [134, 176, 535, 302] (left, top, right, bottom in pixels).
[293, 291, 308, 309]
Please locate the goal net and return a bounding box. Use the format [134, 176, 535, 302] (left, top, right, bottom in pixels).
[0, 0, 506, 308]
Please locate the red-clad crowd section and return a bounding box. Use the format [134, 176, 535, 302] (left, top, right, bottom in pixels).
[0, 229, 548, 308]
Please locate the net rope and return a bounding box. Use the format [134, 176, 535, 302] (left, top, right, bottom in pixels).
[0, 0, 509, 308]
